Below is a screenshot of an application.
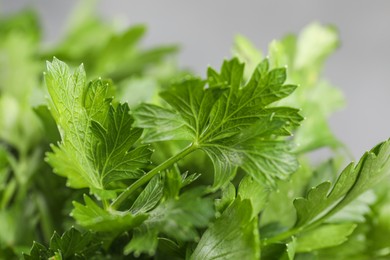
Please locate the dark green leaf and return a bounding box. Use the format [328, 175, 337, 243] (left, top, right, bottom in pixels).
[24, 228, 103, 260]
[135, 58, 302, 189]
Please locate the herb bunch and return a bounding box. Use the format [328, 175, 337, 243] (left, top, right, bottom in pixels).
[1, 6, 390, 260]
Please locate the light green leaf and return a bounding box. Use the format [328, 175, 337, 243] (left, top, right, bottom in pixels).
[294, 139, 390, 227]
[296, 223, 357, 252]
[328, 190, 376, 223]
[238, 176, 270, 217]
[272, 24, 344, 153]
[124, 225, 158, 256]
[45, 58, 151, 196]
[191, 197, 259, 260]
[294, 23, 339, 70]
[130, 176, 163, 214]
[286, 237, 297, 260]
[215, 182, 236, 213]
[236, 23, 344, 153]
[0, 95, 42, 154]
[71, 195, 147, 232]
[162, 166, 182, 200]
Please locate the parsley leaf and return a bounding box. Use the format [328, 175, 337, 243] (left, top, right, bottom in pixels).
[23, 227, 103, 260]
[191, 197, 259, 260]
[71, 195, 147, 232]
[234, 23, 344, 153]
[293, 139, 390, 228]
[134, 58, 302, 188]
[295, 223, 357, 252]
[45, 58, 152, 198]
[262, 139, 390, 247]
[125, 188, 214, 256]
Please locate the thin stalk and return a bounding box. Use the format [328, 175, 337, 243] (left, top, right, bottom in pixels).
[102, 199, 109, 209]
[110, 143, 197, 210]
[261, 227, 302, 246]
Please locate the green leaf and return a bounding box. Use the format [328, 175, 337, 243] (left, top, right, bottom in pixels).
[293, 23, 339, 70]
[135, 58, 302, 189]
[71, 195, 147, 232]
[24, 228, 103, 260]
[124, 224, 159, 257]
[215, 182, 236, 213]
[162, 167, 182, 200]
[260, 160, 313, 229]
[294, 139, 390, 228]
[238, 176, 270, 217]
[91, 104, 152, 184]
[205, 58, 303, 187]
[45, 58, 152, 196]
[50, 228, 103, 259]
[286, 237, 297, 260]
[92, 24, 179, 82]
[236, 24, 344, 153]
[270, 23, 344, 153]
[125, 188, 214, 256]
[296, 223, 357, 252]
[23, 241, 52, 260]
[46, 11, 178, 83]
[130, 176, 163, 214]
[149, 188, 214, 241]
[328, 190, 376, 223]
[191, 197, 260, 260]
[133, 103, 193, 142]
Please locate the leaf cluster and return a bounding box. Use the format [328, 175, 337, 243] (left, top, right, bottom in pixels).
[1, 6, 390, 260]
[0, 3, 177, 257]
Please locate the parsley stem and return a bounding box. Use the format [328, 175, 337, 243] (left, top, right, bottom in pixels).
[261, 227, 302, 246]
[110, 143, 197, 210]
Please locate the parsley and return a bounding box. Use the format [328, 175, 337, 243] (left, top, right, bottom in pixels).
[0, 6, 389, 260]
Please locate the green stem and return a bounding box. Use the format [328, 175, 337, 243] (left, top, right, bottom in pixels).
[102, 199, 109, 210]
[261, 227, 302, 246]
[110, 143, 197, 210]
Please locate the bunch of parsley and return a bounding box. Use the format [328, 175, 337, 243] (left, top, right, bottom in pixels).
[1, 6, 390, 260]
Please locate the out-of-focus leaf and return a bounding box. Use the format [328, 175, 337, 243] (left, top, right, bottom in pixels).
[191, 198, 259, 260]
[125, 188, 214, 256]
[296, 223, 357, 252]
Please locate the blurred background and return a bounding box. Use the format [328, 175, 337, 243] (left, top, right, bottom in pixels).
[1, 0, 389, 158]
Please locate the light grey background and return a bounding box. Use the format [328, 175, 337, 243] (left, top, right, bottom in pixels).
[2, 1, 390, 159]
